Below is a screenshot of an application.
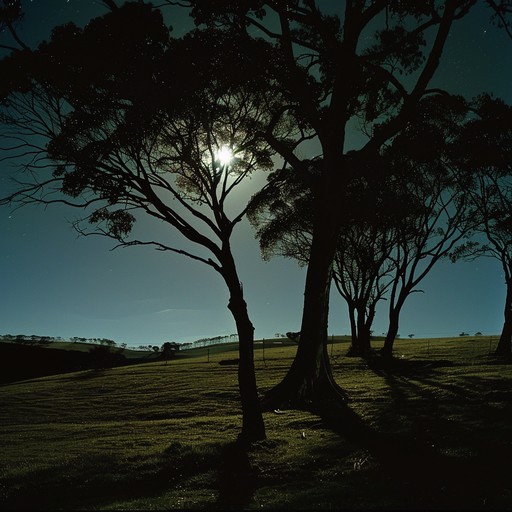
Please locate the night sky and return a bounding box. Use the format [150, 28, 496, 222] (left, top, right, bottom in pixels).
[0, 1, 511, 347]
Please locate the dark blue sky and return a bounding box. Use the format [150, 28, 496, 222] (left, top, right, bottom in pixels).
[0, 1, 511, 346]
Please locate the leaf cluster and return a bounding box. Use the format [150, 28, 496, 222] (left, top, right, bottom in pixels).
[1, 2, 287, 249]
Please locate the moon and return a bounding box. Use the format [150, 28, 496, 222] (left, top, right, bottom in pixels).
[215, 145, 234, 167]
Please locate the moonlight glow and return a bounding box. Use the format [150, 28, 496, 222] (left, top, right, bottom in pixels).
[215, 145, 234, 167]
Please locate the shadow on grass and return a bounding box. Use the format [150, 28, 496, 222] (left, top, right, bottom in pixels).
[215, 441, 256, 509]
[315, 357, 512, 510]
[59, 368, 113, 382]
[0, 439, 264, 511]
[364, 354, 454, 376]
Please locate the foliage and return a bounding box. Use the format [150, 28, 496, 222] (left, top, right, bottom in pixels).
[0, 4, 279, 262]
[88, 345, 123, 369]
[250, 93, 482, 351]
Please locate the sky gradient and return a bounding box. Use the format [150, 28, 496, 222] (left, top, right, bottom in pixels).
[1, 1, 511, 347]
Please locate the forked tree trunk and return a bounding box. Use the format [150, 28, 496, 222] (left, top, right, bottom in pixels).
[495, 280, 512, 357]
[347, 308, 372, 356]
[222, 251, 266, 443]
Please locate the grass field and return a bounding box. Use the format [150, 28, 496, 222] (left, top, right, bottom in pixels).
[1, 336, 511, 510]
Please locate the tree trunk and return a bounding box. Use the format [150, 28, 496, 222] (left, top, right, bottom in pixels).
[346, 306, 372, 357]
[262, 187, 347, 410]
[222, 251, 266, 443]
[357, 307, 372, 355]
[357, 326, 372, 355]
[381, 308, 400, 357]
[495, 280, 512, 357]
[346, 303, 360, 355]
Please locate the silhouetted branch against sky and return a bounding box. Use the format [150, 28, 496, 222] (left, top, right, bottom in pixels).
[1, 6, 281, 270]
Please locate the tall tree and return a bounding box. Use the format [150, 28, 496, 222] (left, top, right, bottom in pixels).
[0, 3, 286, 442]
[378, 94, 478, 356]
[249, 165, 401, 357]
[183, 0, 508, 409]
[451, 96, 512, 357]
[333, 221, 398, 356]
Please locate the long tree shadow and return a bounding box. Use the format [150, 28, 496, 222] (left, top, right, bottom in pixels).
[215, 441, 256, 509]
[0, 456, 175, 510]
[315, 357, 512, 510]
[0, 437, 264, 511]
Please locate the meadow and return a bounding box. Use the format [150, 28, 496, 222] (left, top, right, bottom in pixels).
[1, 336, 511, 510]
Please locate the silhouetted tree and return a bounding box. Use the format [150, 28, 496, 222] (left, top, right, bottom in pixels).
[451, 96, 512, 357]
[249, 166, 400, 357]
[0, 3, 286, 442]
[249, 96, 479, 360]
[378, 95, 479, 357]
[88, 344, 124, 369]
[333, 221, 398, 356]
[161, 341, 176, 364]
[183, 0, 512, 409]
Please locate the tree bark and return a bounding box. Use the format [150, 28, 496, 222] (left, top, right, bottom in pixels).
[262, 181, 347, 410]
[347, 303, 360, 355]
[346, 306, 372, 357]
[495, 279, 512, 357]
[222, 249, 266, 443]
[356, 307, 372, 354]
[381, 308, 400, 357]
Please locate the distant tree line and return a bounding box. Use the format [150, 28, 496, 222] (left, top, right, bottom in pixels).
[71, 337, 118, 347]
[0, 334, 125, 348]
[179, 334, 238, 350]
[0, 334, 58, 346]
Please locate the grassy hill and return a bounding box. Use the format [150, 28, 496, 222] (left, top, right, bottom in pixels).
[1, 336, 511, 510]
[0, 340, 161, 384]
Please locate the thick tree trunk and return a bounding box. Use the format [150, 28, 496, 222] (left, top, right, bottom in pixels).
[357, 327, 372, 355]
[495, 280, 512, 357]
[262, 187, 346, 410]
[222, 252, 266, 443]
